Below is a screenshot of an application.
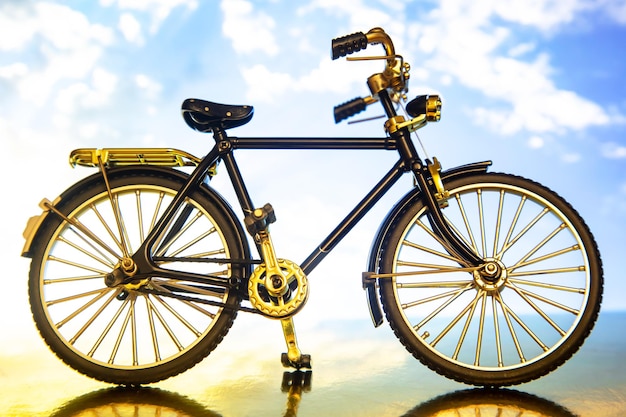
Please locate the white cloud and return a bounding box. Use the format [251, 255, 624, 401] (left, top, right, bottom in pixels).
[0, 63, 28, 79]
[0, 3, 114, 106]
[101, 0, 198, 33]
[135, 73, 162, 98]
[119, 12, 144, 45]
[508, 42, 536, 57]
[561, 152, 581, 163]
[297, 0, 395, 30]
[54, 68, 118, 113]
[604, 0, 626, 23]
[0, 3, 113, 52]
[240, 56, 377, 103]
[414, 1, 617, 136]
[601, 142, 626, 159]
[241, 64, 293, 102]
[528, 135, 545, 149]
[493, 0, 593, 31]
[221, 0, 279, 56]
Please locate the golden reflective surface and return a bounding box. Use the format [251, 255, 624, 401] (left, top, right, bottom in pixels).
[2, 312, 625, 416]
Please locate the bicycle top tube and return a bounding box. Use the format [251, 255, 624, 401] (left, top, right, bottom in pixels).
[230, 136, 397, 151]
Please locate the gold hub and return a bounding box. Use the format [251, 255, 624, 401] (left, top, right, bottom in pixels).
[473, 259, 508, 293]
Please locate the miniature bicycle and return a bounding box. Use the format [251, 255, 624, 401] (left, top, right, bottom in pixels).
[22, 28, 602, 387]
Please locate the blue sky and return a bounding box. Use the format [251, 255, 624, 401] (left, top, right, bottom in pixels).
[2, 0, 626, 345]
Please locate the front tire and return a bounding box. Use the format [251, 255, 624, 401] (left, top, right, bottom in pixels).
[28, 168, 248, 384]
[379, 173, 602, 386]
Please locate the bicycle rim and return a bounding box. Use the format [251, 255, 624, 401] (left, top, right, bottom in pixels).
[29, 172, 243, 383]
[380, 173, 602, 385]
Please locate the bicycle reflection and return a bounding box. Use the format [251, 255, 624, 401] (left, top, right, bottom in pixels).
[49, 386, 220, 417]
[403, 388, 577, 417]
[49, 371, 312, 417]
[49, 373, 576, 417]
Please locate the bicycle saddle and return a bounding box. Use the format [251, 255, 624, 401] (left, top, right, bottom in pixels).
[181, 98, 254, 132]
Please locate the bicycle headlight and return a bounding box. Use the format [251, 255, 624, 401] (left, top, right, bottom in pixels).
[425, 95, 441, 122]
[406, 95, 442, 122]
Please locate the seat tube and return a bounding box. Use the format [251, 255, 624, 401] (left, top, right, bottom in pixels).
[213, 129, 256, 216]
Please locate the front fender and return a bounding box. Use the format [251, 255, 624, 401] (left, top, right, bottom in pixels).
[363, 160, 492, 327]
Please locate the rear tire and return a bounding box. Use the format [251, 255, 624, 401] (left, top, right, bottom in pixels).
[28, 168, 248, 384]
[379, 173, 602, 386]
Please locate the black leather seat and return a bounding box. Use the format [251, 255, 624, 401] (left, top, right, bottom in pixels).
[181, 98, 254, 133]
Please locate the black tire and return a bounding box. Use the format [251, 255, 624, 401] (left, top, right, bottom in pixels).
[379, 173, 602, 386]
[28, 168, 248, 384]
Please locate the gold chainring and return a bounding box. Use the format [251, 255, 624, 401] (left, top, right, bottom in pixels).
[248, 259, 309, 319]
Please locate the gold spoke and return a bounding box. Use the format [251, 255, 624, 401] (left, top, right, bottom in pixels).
[509, 266, 585, 277]
[477, 189, 487, 258]
[413, 283, 475, 331]
[47, 255, 109, 276]
[510, 223, 567, 272]
[57, 235, 117, 269]
[499, 207, 549, 257]
[451, 290, 484, 360]
[69, 289, 123, 344]
[88, 295, 131, 357]
[453, 193, 479, 255]
[507, 283, 580, 317]
[508, 277, 585, 294]
[510, 245, 580, 271]
[431, 291, 482, 348]
[402, 239, 460, 262]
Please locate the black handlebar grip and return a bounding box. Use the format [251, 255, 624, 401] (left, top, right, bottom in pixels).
[334, 97, 367, 123]
[331, 32, 368, 60]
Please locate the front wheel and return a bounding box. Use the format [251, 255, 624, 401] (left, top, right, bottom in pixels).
[27, 168, 248, 384]
[379, 173, 602, 386]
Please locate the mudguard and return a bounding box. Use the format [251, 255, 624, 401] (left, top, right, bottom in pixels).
[363, 160, 492, 327]
[21, 166, 251, 268]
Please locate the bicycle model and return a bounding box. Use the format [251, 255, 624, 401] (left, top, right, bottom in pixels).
[22, 28, 602, 387]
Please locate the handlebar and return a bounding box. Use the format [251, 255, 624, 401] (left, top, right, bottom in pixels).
[331, 28, 409, 124]
[331, 32, 368, 60]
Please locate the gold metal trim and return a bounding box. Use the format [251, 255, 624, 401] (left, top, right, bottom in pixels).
[21, 197, 60, 257]
[425, 95, 442, 122]
[428, 157, 450, 208]
[69, 148, 202, 168]
[385, 114, 428, 134]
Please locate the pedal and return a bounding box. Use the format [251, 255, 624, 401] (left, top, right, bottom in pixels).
[281, 353, 312, 369]
[244, 203, 276, 236]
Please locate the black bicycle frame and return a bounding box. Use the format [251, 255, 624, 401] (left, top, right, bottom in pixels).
[131, 94, 482, 290]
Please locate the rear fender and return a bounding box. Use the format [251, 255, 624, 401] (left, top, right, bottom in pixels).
[21, 166, 250, 271]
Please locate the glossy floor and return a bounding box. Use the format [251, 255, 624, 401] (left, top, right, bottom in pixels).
[2, 312, 625, 416]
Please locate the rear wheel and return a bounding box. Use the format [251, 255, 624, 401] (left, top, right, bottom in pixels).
[28, 169, 247, 384]
[379, 173, 602, 386]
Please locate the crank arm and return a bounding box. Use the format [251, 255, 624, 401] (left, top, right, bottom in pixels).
[280, 318, 311, 369]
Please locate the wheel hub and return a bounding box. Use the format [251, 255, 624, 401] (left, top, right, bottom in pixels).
[105, 257, 149, 290]
[473, 258, 508, 292]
